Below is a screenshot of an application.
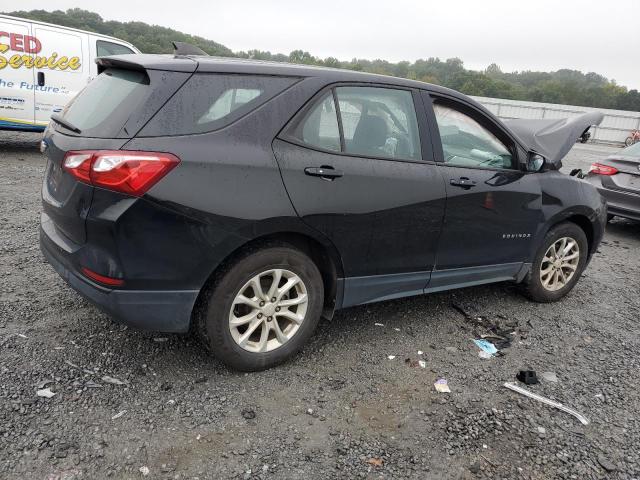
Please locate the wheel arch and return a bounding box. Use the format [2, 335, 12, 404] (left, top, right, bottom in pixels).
[536, 209, 598, 258]
[190, 228, 344, 330]
[564, 214, 594, 253]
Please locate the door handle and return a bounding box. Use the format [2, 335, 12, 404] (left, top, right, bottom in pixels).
[304, 166, 344, 180]
[37, 71, 45, 87]
[450, 177, 476, 189]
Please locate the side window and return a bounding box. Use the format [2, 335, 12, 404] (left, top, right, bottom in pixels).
[291, 92, 341, 152]
[335, 87, 421, 160]
[198, 88, 262, 123]
[96, 40, 135, 57]
[433, 103, 515, 169]
[140, 74, 296, 136]
[289, 86, 422, 160]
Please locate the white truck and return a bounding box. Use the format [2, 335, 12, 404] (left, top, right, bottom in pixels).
[0, 14, 139, 132]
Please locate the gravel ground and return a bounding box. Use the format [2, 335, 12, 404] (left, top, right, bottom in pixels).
[1, 131, 639, 480]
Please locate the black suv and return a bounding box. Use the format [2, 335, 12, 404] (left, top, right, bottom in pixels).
[40, 52, 607, 370]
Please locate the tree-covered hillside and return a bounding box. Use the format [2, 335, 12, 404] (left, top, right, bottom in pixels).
[5, 8, 640, 111]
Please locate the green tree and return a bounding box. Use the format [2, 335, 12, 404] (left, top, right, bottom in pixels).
[5, 8, 640, 111]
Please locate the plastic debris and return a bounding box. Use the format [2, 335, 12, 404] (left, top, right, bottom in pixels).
[434, 378, 451, 393]
[504, 382, 590, 425]
[153, 337, 168, 342]
[111, 410, 127, 420]
[516, 370, 539, 385]
[101, 375, 126, 385]
[36, 379, 53, 389]
[393, 328, 400, 332]
[17, 333, 28, 338]
[387, 355, 396, 360]
[541, 371, 558, 383]
[139, 465, 150, 476]
[474, 339, 498, 356]
[36, 388, 56, 398]
[418, 360, 426, 369]
[478, 350, 493, 359]
[417, 350, 424, 355]
[374, 323, 384, 327]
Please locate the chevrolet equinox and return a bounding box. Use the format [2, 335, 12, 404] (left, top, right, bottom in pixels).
[40, 49, 607, 371]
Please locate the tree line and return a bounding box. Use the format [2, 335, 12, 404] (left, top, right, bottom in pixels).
[7, 8, 640, 112]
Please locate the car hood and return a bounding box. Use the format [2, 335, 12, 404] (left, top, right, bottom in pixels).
[504, 112, 604, 165]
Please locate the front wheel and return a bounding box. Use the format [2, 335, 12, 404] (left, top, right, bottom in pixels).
[196, 245, 324, 371]
[625, 137, 635, 147]
[522, 223, 588, 303]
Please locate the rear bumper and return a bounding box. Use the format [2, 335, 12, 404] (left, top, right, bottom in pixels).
[587, 177, 640, 221]
[40, 221, 198, 333]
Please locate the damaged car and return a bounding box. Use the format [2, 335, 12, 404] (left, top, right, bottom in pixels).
[39, 46, 607, 370]
[585, 141, 640, 222]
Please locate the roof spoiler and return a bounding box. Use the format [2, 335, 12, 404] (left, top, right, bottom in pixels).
[172, 41, 208, 56]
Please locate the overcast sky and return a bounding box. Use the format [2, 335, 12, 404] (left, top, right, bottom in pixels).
[12, 0, 640, 89]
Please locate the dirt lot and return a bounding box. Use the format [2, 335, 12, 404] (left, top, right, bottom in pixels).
[1, 132, 639, 480]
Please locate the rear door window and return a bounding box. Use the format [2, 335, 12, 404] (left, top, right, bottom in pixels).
[288, 86, 422, 161]
[139, 74, 297, 136]
[290, 91, 341, 152]
[335, 87, 421, 161]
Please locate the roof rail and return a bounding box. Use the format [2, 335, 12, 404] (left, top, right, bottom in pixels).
[172, 41, 208, 56]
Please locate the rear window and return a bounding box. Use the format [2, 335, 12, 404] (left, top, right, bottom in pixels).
[55, 68, 190, 138]
[139, 74, 296, 136]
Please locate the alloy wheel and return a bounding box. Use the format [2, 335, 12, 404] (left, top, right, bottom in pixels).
[539, 236, 580, 291]
[229, 269, 309, 353]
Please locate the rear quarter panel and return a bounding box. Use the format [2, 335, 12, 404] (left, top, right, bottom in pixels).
[120, 76, 338, 289]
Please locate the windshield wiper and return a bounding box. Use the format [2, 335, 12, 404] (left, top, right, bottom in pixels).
[50, 113, 82, 134]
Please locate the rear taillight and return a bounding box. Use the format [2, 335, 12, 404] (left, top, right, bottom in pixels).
[63, 150, 180, 196]
[589, 163, 618, 176]
[81, 267, 124, 287]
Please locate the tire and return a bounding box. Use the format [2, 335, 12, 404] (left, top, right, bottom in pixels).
[522, 222, 588, 303]
[625, 137, 634, 147]
[196, 245, 324, 371]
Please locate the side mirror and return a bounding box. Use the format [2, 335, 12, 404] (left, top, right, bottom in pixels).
[527, 153, 545, 172]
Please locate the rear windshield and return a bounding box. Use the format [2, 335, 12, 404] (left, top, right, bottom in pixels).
[138, 73, 297, 136]
[56, 68, 189, 138]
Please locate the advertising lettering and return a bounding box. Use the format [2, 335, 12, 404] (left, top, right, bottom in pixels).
[0, 32, 81, 71]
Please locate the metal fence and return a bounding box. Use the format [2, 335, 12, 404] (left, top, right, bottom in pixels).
[471, 96, 640, 145]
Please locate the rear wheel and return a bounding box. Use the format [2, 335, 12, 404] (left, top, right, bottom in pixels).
[196, 246, 324, 371]
[522, 223, 588, 302]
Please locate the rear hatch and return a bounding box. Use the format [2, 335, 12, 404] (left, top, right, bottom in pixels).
[42, 60, 193, 246]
